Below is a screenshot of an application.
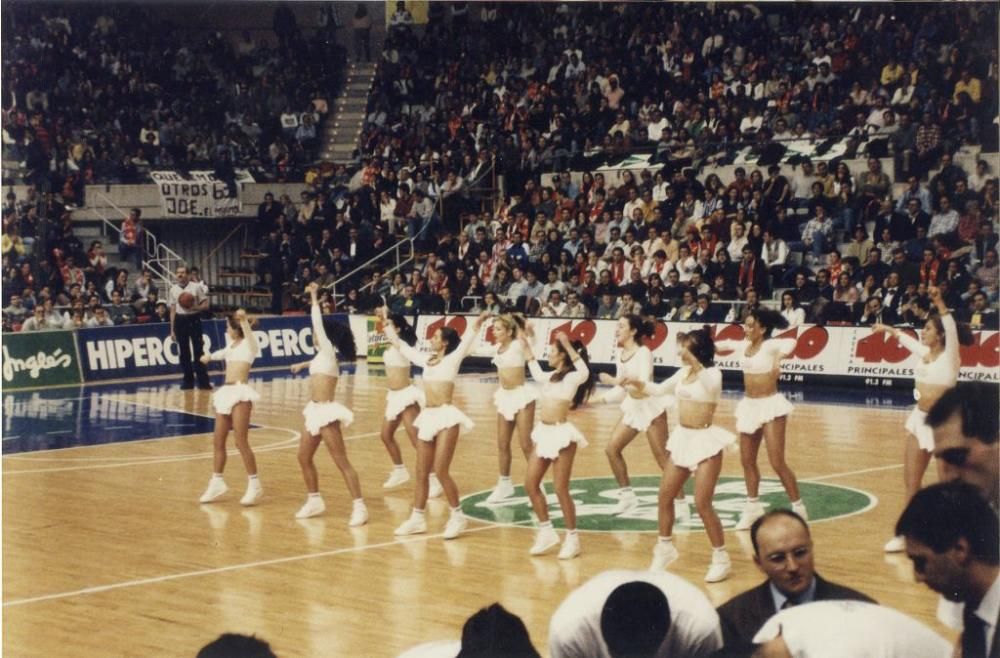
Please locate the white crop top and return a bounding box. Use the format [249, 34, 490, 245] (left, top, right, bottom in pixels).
[894, 313, 961, 387]
[210, 333, 259, 365]
[716, 338, 796, 374]
[386, 323, 478, 383]
[645, 366, 722, 403]
[308, 303, 339, 378]
[383, 344, 414, 368]
[493, 340, 528, 369]
[603, 345, 655, 403]
[527, 355, 590, 402]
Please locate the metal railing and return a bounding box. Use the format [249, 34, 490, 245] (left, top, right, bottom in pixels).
[327, 232, 417, 303]
[91, 192, 184, 290]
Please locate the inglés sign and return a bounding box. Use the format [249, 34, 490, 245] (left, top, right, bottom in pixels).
[1, 330, 82, 390]
[462, 476, 875, 532]
[149, 170, 254, 218]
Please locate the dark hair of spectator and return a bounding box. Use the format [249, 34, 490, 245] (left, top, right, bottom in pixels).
[439, 326, 461, 354]
[388, 313, 417, 346]
[750, 509, 810, 556]
[456, 603, 541, 658]
[782, 290, 800, 308]
[926, 312, 975, 347]
[747, 308, 789, 337]
[550, 339, 595, 408]
[600, 581, 671, 658]
[895, 481, 999, 564]
[196, 633, 277, 658]
[324, 319, 357, 360]
[681, 325, 715, 367]
[926, 382, 999, 446]
[625, 314, 655, 341]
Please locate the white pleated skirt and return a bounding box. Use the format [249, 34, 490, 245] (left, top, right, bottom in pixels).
[620, 394, 673, 431]
[905, 406, 934, 452]
[385, 385, 425, 421]
[303, 400, 354, 436]
[212, 383, 261, 416]
[531, 421, 588, 460]
[734, 393, 794, 434]
[493, 383, 539, 421]
[413, 404, 475, 441]
[667, 425, 737, 470]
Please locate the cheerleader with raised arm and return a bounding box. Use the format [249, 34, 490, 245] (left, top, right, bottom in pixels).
[625, 327, 735, 582]
[375, 309, 443, 498]
[485, 313, 538, 504]
[591, 315, 678, 515]
[384, 311, 489, 539]
[716, 308, 805, 529]
[198, 309, 263, 505]
[520, 329, 595, 560]
[876, 286, 971, 552]
[287, 283, 366, 524]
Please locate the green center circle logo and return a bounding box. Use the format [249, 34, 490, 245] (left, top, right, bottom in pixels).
[461, 476, 876, 532]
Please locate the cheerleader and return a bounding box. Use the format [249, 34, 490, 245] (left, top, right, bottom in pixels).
[375, 309, 443, 498]
[717, 308, 805, 529]
[876, 286, 969, 552]
[626, 327, 735, 582]
[385, 311, 489, 539]
[521, 329, 595, 560]
[197, 309, 262, 505]
[592, 315, 674, 515]
[289, 283, 366, 524]
[486, 313, 538, 504]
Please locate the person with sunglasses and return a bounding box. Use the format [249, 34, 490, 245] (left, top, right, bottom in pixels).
[874, 286, 974, 552]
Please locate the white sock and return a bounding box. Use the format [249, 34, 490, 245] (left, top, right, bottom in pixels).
[747, 497, 759, 505]
[353, 498, 365, 508]
[791, 499, 803, 506]
[212, 473, 224, 480]
[411, 508, 425, 518]
[308, 492, 321, 499]
[658, 536, 673, 545]
[621, 486, 635, 497]
[713, 546, 727, 555]
[248, 474, 259, 483]
[538, 520, 553, 530]
[393, 464, 406, 472]
[499, 475, 512, 483]
[450, 506, 463, 518]
[565, 529, 577, 537]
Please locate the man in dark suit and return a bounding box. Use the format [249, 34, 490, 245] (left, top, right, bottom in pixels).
[715, 510, 875, 656]
[897, 481, 999, 658]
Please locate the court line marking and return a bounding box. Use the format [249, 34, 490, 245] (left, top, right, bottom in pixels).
[2, 431, 380, 473]
[803, 463, 903, 482]
[3, 519, 531, 608]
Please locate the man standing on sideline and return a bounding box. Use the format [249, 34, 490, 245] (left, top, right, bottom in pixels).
[170, 265, 211, 390]
[897, 481, 1000, 658]
[715, 510, 875, 655]
[927, 382, 1000, 510]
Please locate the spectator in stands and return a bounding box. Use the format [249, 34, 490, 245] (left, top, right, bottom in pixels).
[974, 249, 999, 301]
[788, 205, 833, 263]
[118, 208, 142, 271]
[3, 293, 28, 326]
[929, 196, 960, 239]
[19, 305, 51, 332]
[107, 290, 136, 325]
[85, 306, 114, 328]
[960, 291, 999, 330]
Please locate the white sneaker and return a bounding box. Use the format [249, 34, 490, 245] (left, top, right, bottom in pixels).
[295, 496, 326, 519]
[705, 552, 732, 583]
[349, 504, 369, 527]
[199, 478, 228, 503]
[612, 492, 639, 515]
[650, 542, 679, 571]
[530, 527, 561, 556]
[734, 502, 765, 530]
[884, 535, 906, 553]
[792, 500, 808, 520]
[394, 515, 427, 536]
[558, 533, 581, 560]
[486, 479, 516, 504]
[443, 514, 468, 540]
[240, 481, 263, 506]
[383, 468, 410, 489]
[428, 474, 444, 498]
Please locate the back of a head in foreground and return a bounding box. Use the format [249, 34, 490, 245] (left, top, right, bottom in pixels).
[456, 603, 541, 658]
[196, 633, 277, 658]
[600, 581, 671, 658]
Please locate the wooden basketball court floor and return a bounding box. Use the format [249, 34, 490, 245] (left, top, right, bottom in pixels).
[2, 365, 957, 657]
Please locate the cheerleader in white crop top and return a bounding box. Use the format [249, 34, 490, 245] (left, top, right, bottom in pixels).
[485, 314, 539, 504]
[197, 310, 264, 506]
[520, 329, 595, 560]
[373, 309, 442, 497]
[627, 327, 735, 583]
[287, 283, 366, 525]
[716, 308, 806, 530]
[385, 312, 489, 540]
[874, 286, 969, 553]
[591, 315, 673, 515]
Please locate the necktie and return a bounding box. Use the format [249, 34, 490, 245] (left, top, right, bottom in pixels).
[962, 606, 988, 658]
[781, 597, 798, 610]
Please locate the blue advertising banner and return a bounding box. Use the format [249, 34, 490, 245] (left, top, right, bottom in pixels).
[76, 314, 348, 382]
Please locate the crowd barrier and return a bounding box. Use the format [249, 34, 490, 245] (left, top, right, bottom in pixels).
[3, 314, 996, 391]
